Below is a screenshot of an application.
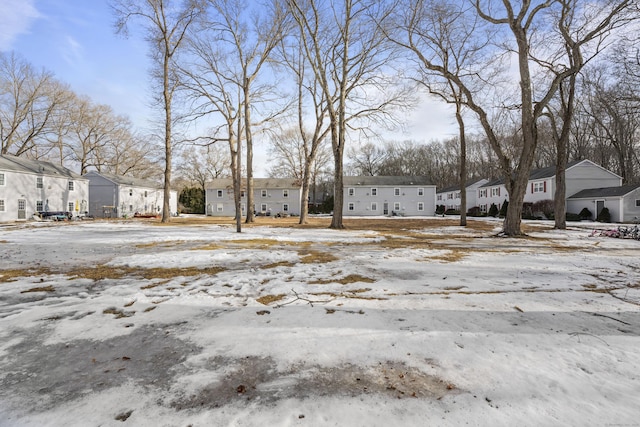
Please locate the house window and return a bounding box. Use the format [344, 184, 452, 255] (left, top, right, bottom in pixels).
[283, 189, 289, 198]
[456, 192, 461, 198]
[371, 188, 377, 196]
[0, 200, 4, 212]
[283, 203, 289, 212]
[371, 202, 378, 211]
[68, 181, 74, 191]
[241, 203, 246, 212]
[129, 205, 133, 212]
[217, 190, 223, 198]
[437, 194, 442, 201]
[348, 188, 355, 196]
[636, 199, 640, 207]
[36, 177, 43, 189]
[216, 204, 224, 212]
[241, 191, 246, 198]
[261, 203, 268, 212]
[129, 189, 133, 196]
[418, 188, 424, 196]
[348, 202, 355, 211]
[532, 182, 545, 193]
[261, 189, 268, 197]
[491, 187, 500, 197]
[68, 202, 74, 212]
[394, 202, 401, 211]
[447, 193, 453, 199]
[36, 200, 43, 211]
[394, 188, 400, 196]
[418, 202, 424, 211]
[144, 190, 148, 197]
[0, 173, 4, 186]
[479, 189, 487, 198]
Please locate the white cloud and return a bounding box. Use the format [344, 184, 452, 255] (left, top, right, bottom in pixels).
[0, 0, 40, 51]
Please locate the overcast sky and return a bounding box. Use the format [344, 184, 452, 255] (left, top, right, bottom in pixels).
[1, 0, 459, 176]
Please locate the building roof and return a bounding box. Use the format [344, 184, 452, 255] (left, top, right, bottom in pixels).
[0, 154, 86, 180]
[85, 171, 163, 190]
[208, 178, 302, 190]
[480, 160, 585, 187]
[437, 178, 487, 194]
[343, 176, 433, 186]
[568, 183, 640, 199]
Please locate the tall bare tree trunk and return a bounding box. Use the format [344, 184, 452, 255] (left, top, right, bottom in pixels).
[455, 102, 467, 226]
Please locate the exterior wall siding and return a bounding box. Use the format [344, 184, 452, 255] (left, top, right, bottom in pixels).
[85, 172, 176, 218]
[206, 183, 303, 217]
[343, 185, 436, 216]
[0, 169, 89, 222]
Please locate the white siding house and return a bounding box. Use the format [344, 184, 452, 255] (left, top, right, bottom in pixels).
[0, 154, 89, 222]
[567, 184, 640, 223]
[476, 160, 622, 213]
[343, 176, 436, 216]
[436, 178, 489, 212]
[206, 178, 302, 217]
[84, 171, 177, 218]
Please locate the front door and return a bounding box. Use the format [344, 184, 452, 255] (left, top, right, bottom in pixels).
[17, 199, 26, 220]
[383, 202, 389, 216]
[596, 200, 605, 219]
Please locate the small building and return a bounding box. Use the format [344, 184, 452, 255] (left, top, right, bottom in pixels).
[567, 184, 640, 223]
[84, 171, 177, 218]
[0, 154, 89, 222]
[343, 176, 436, 216]
[436, 178, 489, 212]
[206, 178, 302, 217]
[476, 160, 622, 213]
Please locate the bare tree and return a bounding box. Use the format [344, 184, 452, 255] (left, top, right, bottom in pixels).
[276, 21, 333, 223]
[537, 0, 637, 229]
[388, 0, 490, 226]
[347, 141, 387, 176]
[180, 0, 288, 228]
[0, 52, 70, 157]
[111, 0, 201, 222]
[287, 0, 409, 229]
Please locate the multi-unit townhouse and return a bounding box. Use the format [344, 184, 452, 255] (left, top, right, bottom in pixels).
[475, 159, 622, 214]
[0, 154, 89, 222]
[436, 178, 489, 212]
[84, 171, 178, 218]
[567, 184, 640, 223]
[342, 176, 436, 216]
[205, 178, 302, 217]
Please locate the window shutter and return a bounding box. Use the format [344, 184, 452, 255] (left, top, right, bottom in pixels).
[543, 181, 547, 192]
[531, 183, 534, 193]
[498, 188, 501, 196]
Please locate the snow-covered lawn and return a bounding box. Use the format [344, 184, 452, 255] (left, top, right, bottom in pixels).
[0, 218, 639, 426]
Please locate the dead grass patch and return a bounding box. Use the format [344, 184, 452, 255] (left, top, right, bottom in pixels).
[309, 274, 376, 285]
[299, 250, 338, 264]
[256, 294, 287, 305]
[0, 268, 55, 283]
[20, 285, 55, 293]
[135, 240, 185, 249]
[261, 261, 297, 269]
[103, 307, 134, 319]
[428, 249, 468, 263]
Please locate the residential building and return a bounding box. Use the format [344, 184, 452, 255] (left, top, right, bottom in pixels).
[343, 176, 436, 216]
[567, 184, 640, 223]
[0, 154, 89, 222]
[84, 171, 177, 218]
[476, 160, 622, 213]
[436, 178, 489, 212]
[206, 178, 302, 217]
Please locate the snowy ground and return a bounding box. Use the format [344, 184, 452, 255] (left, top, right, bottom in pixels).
[0, 217, 639, 426]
